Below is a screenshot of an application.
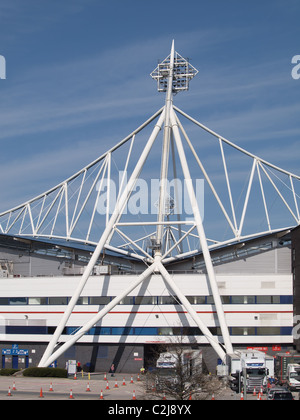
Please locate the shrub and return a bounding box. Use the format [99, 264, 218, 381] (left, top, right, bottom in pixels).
[23, 367, 67, 378]
[0, 368, 20, 376]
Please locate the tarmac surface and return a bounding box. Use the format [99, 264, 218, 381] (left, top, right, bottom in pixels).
[0, 372, 299, 401]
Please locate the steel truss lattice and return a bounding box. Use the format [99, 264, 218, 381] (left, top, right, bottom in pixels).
[0, 41, 299, 366]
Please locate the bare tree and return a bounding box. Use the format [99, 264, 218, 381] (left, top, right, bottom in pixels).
[144, 335, 223, 400]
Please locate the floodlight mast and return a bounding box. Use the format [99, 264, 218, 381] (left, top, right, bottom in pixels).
[151, 41, 233, 354]
[39, 41, 232, 368]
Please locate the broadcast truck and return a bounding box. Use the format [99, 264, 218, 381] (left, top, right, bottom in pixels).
[154, 349, 202, 390]
[227, 349, 274, 393]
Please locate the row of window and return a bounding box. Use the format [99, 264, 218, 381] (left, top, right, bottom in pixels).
[2, 325, 293, 336]
[0, 295, 293, 306]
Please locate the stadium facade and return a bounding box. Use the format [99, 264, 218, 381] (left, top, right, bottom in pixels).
[0, 227, 297, 373]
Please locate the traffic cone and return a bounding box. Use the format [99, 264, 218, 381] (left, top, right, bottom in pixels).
[39, 387, 44, 398]
[106, 381, 110, 390]
[137, 374, 140, 381]
[240, 392, 244, 400]
[211, 393, 215, 400]
[12, 382, 16, 391]
[114, 380, 119, 388]
[86, 382, 91, 392]
[257, 392, 261, 400]
[73, 373, 77, 380]
[7, 386, 12, 397]
[104, 372, 107, 380]
[100, 389, 104, 400]
[49, 382, 54, 392]
[189, 393, 192, 400]
[130, 376, 134, 384]
[69, 389, 74, 399]
[253, 387, 256, 396]
[132, 390, 136, 400]
[122, 377, 126, 386]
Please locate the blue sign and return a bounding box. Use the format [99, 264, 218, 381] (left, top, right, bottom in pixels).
[2, 348, 28, 356]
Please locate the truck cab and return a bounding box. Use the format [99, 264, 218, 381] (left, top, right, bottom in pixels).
[287, 364, 300, 391]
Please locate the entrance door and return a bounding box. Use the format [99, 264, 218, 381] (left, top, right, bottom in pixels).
[12, 355, 18, 369]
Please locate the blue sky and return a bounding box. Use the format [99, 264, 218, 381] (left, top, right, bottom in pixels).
[0, 0, 299, 242]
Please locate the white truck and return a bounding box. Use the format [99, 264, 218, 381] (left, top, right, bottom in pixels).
[227, 349, 274, 393]
[287, 364, 300, 391]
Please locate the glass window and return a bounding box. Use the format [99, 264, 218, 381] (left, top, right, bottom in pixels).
[90, 297, 111, 305]
[119, 297, 134, 305]
[186, 296, 206, 304]
[158, 327, 173, 335]
[280, 296, 293, 304]
[135, 296, 157, 305]
[76, 297, 89, 305]
[221, 296, 230, 304]
[256, 296, 272, 304]
[0, 298, 9, 305]
[28, 297, 48, 305]
[231, 327, 255, 336]
[158, 296, 181, 305]
[257, 327, 281, 335]
[49, 297, 68, 305]
[135, 327, 158, 335]
[9, 297, 27, 305]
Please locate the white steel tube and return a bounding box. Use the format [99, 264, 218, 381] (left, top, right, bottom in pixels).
[156, 40, 175, 248]
[157, 260, 226, 361]
[170, 107, 233, 354]
[38, 110, 165, 367]
[40, 262, 157, 368]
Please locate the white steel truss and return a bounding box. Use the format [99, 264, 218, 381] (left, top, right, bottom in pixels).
[0, 41, 299, 366]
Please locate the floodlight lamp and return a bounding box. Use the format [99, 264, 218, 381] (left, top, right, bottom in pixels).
[151, 51, 198, 93]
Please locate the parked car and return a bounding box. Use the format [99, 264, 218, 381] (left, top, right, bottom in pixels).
[267, 386, 294, 400]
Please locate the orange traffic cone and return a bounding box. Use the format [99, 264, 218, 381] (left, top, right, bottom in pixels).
[114, 380, 119, 388]
[73, 373, 77, 380]
[7, 386, 12, 397]
[12, 382, 16, 391]
[189, 393, 192, 400]
[132, 390, 136, 400]
[49, 382, 54, 392]
[69, 389, 74, 399]
[211, 393, 215, 400]
[106, 381, 110, 390]
[104, 372, 107, 380]
[240, 392, 244, 400]
[253, 387, 256, 396]
[86, 382, 91, 392]
[100, 389, 104, 400]
[130, 376, 134, 384]
[39, 387, 44, 398]
[137, 374, 140, 381]
[122, 377, 126, 386]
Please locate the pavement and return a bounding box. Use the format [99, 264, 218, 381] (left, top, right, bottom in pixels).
[0, 372, 146, 400]
[0, 373, 299, 401]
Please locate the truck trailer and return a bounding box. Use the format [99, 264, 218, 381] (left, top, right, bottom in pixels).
[227, 350, 274, 393]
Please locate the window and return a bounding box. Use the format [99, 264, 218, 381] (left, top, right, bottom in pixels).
[9, 297, 27, 305]
[135, 296, 157, 305]
[186, 296, 206, 304]
[76, 297, 89, 305]
[48, 297, 68, 305]
[231, 327, 256, 336]
[90, 296, 111, 305]
[28, 297, 48, 305]
[119, 297, 134, 305]
[158, 296, 181, 305]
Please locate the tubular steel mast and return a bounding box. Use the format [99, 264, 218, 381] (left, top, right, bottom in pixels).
[39, 41, 233, 367]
